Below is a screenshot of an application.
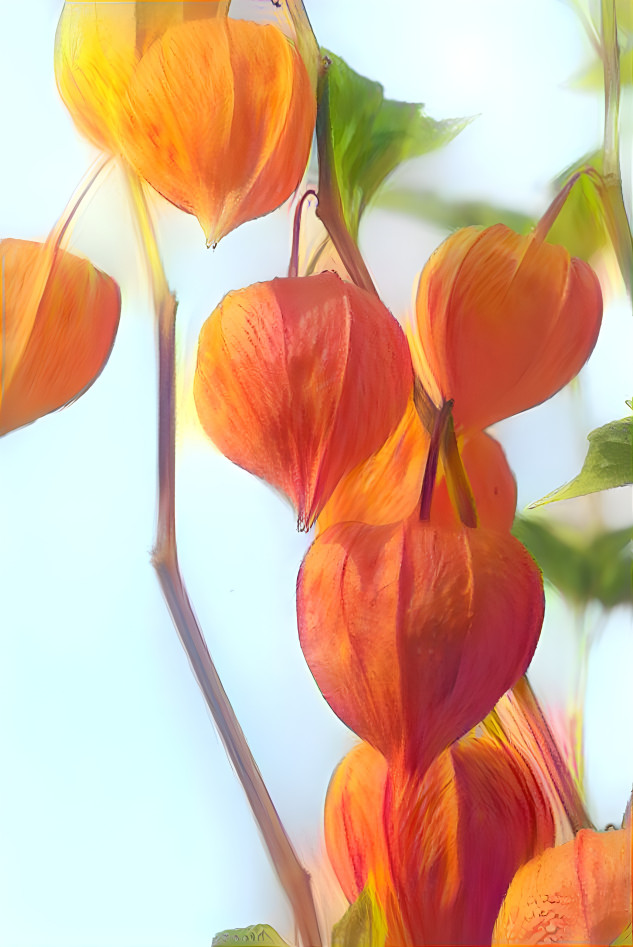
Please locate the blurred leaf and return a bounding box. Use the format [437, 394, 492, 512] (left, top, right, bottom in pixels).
[332, 883, 387, 947]
[532, 418, 632, 506]
[545, 153, 613, 263]
[323, 51, 467, 238]
[513, 515, 632, 608]
[212, 925, 292, 946]
[375, 187, 534, 233]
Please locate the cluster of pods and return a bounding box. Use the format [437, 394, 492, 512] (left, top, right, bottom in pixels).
[3, 3, 631, 944]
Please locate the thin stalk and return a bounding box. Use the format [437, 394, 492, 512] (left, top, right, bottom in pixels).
[125, 168, 323, 947]
[315, 68, 378, 297]
[419, 399, 453, 520]
[511, 676, 593, 833]
[439, 414, 478, 528]
[288, 188, 318, 278]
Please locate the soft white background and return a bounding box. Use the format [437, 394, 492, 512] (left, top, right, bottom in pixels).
[0, 1, 631, 944]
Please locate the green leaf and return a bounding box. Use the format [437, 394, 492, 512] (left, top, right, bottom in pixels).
[374, 187, 534, 234]
[322, 51, 467, 238]
[545, 153, 614, 264]
[512, 515, 632, 608]
[331, 883, 387, 947]
[212, 925, 292, 946]
[531, 417, 633, 506]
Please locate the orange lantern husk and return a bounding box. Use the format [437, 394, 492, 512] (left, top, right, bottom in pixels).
[55, 2, 230, 154]
[492, 825, 632, 945]
[117, 17, 316, 244]
[0, 238, 121, 436]
[385, 732, 556, 946]
[297, 514, 544, 774]
[194, 273, 413, 530]
[410, 223, 603, 432]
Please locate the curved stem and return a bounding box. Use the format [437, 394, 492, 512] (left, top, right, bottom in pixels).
[439, 415, 478, 528]
[289, 189, 318, 278]
[419, 399, 452, 520]
[315, 67, 378, 297]
[125, 168, 323, 947]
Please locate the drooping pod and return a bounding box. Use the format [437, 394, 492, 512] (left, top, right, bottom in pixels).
[118, 17, 316, 244]
[384, 732, 557, 946]
[194, 273, 413, 530]
[297, 514, 544, 773]
[0, 239, 121, 436]
[55, 1, 230, 153]
[409, 223, 602, 432]
[492, 826, 632, 945]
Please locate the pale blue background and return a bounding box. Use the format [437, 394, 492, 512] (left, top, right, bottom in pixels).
[1, 1, 631, 944]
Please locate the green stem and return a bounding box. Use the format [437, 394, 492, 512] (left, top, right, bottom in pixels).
[125, 168, 323, 947]
[315, 66, 378, 296]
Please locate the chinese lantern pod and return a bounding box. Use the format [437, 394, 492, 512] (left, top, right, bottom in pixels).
[431, 431, 517, 531]
[194, 273, 413, 530]
[413, 224, 603, 432]
[118, 18, 316, 244]
[324, 742, 390, 905]
[0, 239, 121, 437]
[297, 517, 544, 772]
[385, 733, 556, 947]
[55, 1, 230, 153]
[492, 826, 632, 945]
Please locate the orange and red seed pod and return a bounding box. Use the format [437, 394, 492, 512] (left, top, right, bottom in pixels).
[117, 17, 316, 244]
[431, 431, 517, 531]
[297, 515, 544, 773]
[0, 239, 120, 437]
[324, 742, 390, 905]
[55, 2, 230, 154]
[411, 223, 602, 432]
[385, 732, 556, 947]
[194, 273, 413, 530]
[492, 826, 632, 945]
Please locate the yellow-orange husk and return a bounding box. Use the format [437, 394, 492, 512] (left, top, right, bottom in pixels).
[117, 17, 316, 243]
[411, 223, 603, 432]
[492, 825, 632, 944]
[55, 2, 229, 153]
[0, 239, 120, 436]
[194, 273, 413, 529]
[385, 732, 556, 946]
[297, 516, 544, 772]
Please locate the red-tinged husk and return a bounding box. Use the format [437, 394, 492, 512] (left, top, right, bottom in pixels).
[324, 742, 390, 905]
[492, 826, 632, 944]
[411, 223, 603, 432]
[385, 732, 557, 946]
[118, 18, 316, 243]
[194, 273, 413, 529]
[0, 239, 121, 436]
[297, 516, 544, 772]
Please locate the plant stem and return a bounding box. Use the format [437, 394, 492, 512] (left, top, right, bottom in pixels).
[419, 399, 452, 520]
[289, 189, 318, 278]
[439, 415, 478, 528]
[315, 67, 378, 297]
[125, 169, 323, 947]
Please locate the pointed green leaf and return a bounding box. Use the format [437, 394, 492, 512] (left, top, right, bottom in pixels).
[212, 925, 292, 946]
[531, 417, 632, 506]
[512, 515, 632, 608]
[545, 154, 613, 263]
[322, 51, 467, 238]
[332, 883, 387, 947]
